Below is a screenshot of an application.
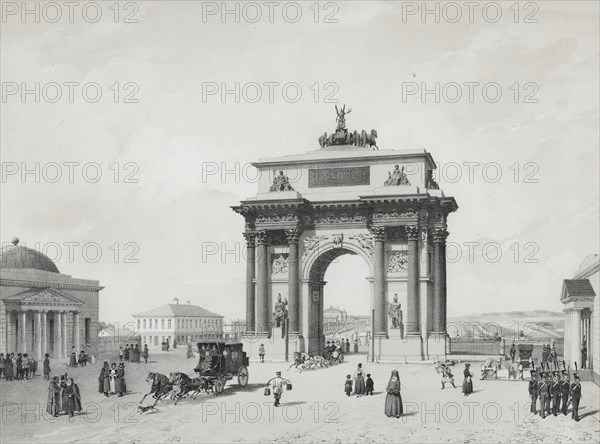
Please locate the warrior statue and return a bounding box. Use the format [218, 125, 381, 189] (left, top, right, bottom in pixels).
[389, 294, 401, 329]
[273, 293, 288, 328]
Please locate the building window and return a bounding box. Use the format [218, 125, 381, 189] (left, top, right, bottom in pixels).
[154, 336, 158, 346]
[155, 319, 158, 329]
[143, 319, 147, 329]
[161, 319, 165, 329]
[137, 319, 141, 329]
[168, 319, 172, 329]
[148, 319, 152, 329]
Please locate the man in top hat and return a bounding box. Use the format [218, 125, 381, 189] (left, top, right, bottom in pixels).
[570, 373, 582, 421]
[268, 371, 291, 407]
[550, 371, 561, 416]
[560, 370, 570, 415]
[538, 372, 550, 418]
[528, 370, 539, 414]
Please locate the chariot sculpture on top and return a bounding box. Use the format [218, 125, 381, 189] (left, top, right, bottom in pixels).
[318, 104, 378, 150]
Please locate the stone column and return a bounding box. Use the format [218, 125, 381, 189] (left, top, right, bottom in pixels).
[19, 311, 27, 354]
[286, 228, 301, 336]
[41, 311, 48, 357]
[371, 226, 387, 337]
[432, 228, 449, 333]
[34, 311, 42, 360]
[73, 311, 80, 352]
[255, 231, 270, 335]
[61, 312, 68, 359]
[571, 308, 582, 368]
[6, 311, 15, 352]
[243, 232, 256, 333]
[55, 311, 63, 358]
[406, 225, 421, 335]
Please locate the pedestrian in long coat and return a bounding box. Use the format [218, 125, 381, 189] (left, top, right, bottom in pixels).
[0, 353, 5, 378]
[354, 363, 366, 396]
[47, 377, 61, 417]
[4, 355, 14, 380]
[133, 345, 141, 363]
[16, 354, 23, 380]
[43, 353, 51, 380]
[462, 364, 474, 396]
[98, 362, 109, 395]
[384, 370, 403, 418]
[124, 345, 130, 362]
[143, 344, 149, 364]
[61, 378, 80, 417]
[115, 364, 126, 396]
[72, 378, 83, 412]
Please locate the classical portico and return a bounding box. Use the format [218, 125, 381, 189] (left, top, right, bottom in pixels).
[233, 139, 457, 361]
[3, 288, 83, 359]
[1, 238, 103, 358]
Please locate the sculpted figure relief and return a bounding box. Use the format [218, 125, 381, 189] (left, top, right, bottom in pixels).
[269, 170, 294, 192]
[384, 165, 411, 186]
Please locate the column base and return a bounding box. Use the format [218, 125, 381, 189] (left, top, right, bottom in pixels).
[426, 332, 448, 360]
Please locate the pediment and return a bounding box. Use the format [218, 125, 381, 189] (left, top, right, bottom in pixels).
[3, 287, 83, 306]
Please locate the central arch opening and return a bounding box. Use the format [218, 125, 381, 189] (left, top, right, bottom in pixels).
[307, 247, 372, 355]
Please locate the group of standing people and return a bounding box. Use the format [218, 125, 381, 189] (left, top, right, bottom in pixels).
[69, 347, 88, 367]
[345, 363, 374, 397]
[541, 345, 558, 368]
[119, 343, 148, 364]
[98, 361, 127, 397]
[528, 370, 582, 421]
[47, 374, 82, 418]
[0, 352, 38, 380]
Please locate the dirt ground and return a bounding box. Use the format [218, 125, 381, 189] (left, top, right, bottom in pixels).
[1, 349, 598, 443]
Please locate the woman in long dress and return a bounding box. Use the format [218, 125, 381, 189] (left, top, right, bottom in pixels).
[354, 363, 366, 396]
[47, 377, 61, 417]
[384, 370, 403, 418]
[4, 354, 14, 381]
[69, 348, 78, 367]
[109, 363, 118, 393]
[462, 363, 473, 396]
[115, 363, 126, 397]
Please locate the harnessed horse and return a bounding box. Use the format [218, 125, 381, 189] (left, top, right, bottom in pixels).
[140, 371, 174, 406]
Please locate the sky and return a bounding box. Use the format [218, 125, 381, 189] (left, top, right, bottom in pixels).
[1, 0, 599, 323]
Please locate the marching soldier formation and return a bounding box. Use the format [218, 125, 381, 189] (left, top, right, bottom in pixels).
[529, 364, 582, 422]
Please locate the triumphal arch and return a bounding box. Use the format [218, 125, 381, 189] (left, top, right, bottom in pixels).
[232, 109, 458, 361]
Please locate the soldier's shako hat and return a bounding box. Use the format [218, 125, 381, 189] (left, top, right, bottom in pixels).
[561, 370, 567, 375]
[573, 373, 580, 380]
[530, 370, 536, 375]
[276, 371, 281, 376]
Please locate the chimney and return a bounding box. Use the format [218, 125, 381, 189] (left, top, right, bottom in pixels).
[173, 298, 179, 304]
[186, 300, 191, 305]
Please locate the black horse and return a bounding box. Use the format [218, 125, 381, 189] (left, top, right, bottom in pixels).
[140, 371, 174, 406]
[171, 372, 206, 404]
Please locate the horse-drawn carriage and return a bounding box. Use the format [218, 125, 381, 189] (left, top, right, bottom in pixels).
[194, 341, 249, 395]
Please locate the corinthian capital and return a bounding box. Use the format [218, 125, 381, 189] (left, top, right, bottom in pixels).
[285, 228, 301, 244]
[405, 225, 420, 241]
[254, 230, 269, 245]
[242, 232, 256, 247]
[370, 225, 386, 241]
[432, 228, 449, 243]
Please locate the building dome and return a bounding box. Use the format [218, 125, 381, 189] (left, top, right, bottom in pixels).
[0, 237, 60, 273]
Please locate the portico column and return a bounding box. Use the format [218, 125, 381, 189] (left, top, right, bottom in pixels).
[73, 311, 80, 352]
[255, 230, 270, 335]
[571, 308, 582, 368]
[19, 311, 27, 354]
[286, 228, 301, 336]
[60, 312, 68, 359]
[34, 311, 42, 360]
[55, 311, 63, 358]
[406, 225, 421, 335]
[41, 311, 48, 357]
[370, 226, 387, 337]
[432, 228, 449, 333]
[243, 232, 256, 333]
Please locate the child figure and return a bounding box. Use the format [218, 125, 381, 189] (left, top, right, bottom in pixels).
[344, 375, 353, 396]
[366, 374, 374, 395]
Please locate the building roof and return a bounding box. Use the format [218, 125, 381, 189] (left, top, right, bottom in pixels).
[0, 238, 60, 273]
[561, 279, 596, 302]
[133, 303, 224, 318]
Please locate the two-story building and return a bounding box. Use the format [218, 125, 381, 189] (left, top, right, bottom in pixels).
[132, 298, 224, 349]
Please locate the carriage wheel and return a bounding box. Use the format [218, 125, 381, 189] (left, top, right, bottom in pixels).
[214, 377, 225, 395]
[237, 366, 249, 387]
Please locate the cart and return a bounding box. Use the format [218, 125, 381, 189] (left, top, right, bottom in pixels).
[194, 341, 250, 395]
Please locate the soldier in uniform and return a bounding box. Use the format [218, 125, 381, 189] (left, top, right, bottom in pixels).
[528, 370, 539, 414]
[538, 372, 550, 418]
[509, 343, 516, 363]
[560, 370, 570, 415]
[550, 371, 561, 416]
[570, 373, 582, 421]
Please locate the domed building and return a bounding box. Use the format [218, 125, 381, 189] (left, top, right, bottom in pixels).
[0, 238, 103, 359]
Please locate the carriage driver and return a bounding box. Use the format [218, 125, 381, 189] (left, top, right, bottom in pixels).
[267, 371, 291, 407]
